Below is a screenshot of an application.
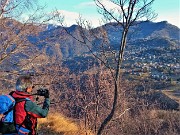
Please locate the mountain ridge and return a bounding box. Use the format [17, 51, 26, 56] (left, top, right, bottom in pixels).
[39, 20, 179, 59]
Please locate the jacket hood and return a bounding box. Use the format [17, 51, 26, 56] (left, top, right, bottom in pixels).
[12, 91, 34, 101]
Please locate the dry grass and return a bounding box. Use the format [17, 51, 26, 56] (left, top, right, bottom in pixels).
[112, 109, 180, 135]
[162, 90, 180, 104]
[37, 112, 94, 135]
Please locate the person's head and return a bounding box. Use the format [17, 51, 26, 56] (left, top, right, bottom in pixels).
[16, 75, 34, 93]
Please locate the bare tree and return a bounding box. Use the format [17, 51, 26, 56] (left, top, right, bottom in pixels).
[93, 0, 157, 134]
[0, 0, 39, 18]
[0, 0, 58, 89]
[55, 0, 157, 134]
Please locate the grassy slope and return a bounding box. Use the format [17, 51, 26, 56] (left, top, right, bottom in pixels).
[37, 112, 94, 135]
[162, 84, 180, 104]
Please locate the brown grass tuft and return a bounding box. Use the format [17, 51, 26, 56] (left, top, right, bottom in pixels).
[38, 112, 94, 135]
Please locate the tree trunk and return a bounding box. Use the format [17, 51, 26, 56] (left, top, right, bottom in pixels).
[97, 28, 128, 135]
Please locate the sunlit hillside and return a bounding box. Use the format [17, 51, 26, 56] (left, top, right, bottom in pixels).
[38, 112, 94, 135]
[37, 109, 180, 135]
[163, 89, 180, 106]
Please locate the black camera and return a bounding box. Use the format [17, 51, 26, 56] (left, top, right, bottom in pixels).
[36, 88, 49, 97]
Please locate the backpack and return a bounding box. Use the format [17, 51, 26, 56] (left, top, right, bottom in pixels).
[0, 94, 27, 134]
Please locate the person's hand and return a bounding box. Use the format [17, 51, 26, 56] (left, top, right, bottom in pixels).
[44, 89, 49, 98]
[36, 88, 49, 98]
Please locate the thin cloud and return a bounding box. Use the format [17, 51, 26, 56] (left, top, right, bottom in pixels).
[19, 14, 30, 22]
[155, 12, 180, 28]
[76, 0, 119, 10]
[50, 10, 80, 26]
[95, 0, 120, 10]
[46, 1, 120, 27]
[47, 10, 102, 27]
[75, 0, 119, 11]
[76, 1, 96, 8]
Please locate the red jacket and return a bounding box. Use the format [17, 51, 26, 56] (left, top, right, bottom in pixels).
[12, 91, 50, 135]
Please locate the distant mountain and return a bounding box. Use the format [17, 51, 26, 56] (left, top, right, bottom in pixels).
[111, 21, 179, 39]
[2, 19, 179, 66]
[100, 21, 179, 48]
[34, 24, 92, 58]
[35, 21, 179, 59]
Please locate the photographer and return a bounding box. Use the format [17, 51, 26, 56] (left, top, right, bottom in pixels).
[11, 75, 50, 135]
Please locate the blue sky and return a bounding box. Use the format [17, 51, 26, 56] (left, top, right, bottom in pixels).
[37, 0, 180, 28]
